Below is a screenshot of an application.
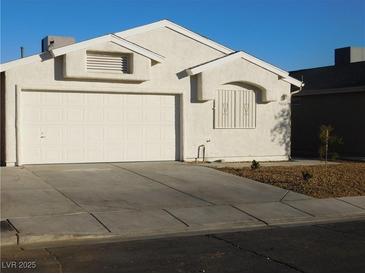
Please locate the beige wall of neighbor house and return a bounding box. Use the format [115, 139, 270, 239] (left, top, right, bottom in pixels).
[2, 20, 297, 166]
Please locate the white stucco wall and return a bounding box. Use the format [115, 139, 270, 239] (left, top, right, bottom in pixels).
[3, 26, 292, 165]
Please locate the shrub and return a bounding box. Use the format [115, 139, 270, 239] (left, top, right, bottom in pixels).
[302, 170, 313, 181]
[251, 160, 260, 170]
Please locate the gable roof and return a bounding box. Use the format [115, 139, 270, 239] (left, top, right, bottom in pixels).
[186, 51, 303, 87]
[1, 19, 233, 72]
[0, 19, 302, 87]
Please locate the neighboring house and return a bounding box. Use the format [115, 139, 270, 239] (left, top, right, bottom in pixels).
[290, 47, 365, 159]
[0, 20, 302, 166]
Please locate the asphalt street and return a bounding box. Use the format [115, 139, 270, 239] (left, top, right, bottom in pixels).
[1, 219, 365, 272]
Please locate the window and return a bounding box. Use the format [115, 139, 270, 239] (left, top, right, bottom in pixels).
[86, 51, 130, 73]
[215, 89, 256, 129]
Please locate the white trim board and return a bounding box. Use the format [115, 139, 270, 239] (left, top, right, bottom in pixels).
[186, 51, 303, 87]
[51, 34, 165, 62]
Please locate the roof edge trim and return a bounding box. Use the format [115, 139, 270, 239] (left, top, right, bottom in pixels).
[186, 51, 303, 87]
[115, 19, 234, 54]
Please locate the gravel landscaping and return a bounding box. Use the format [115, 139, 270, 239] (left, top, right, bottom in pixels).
[216, 162, 365, 198]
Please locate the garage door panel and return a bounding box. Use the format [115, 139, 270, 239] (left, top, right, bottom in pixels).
[85, 109, 104, 122]
[124, 95, 142, 106]
[23, 147, 42, 163]
[85, 127, 104, 144]
[23, 92, 41, 105]
[145, 127, 161, 141]
[124, 143, 144, 161]
[162, 126, 176, 140]
[143, 110, 161, 123]
[64, 147, 85, 162]
[86, 147, 105, 162]
[85, 94, 103, 106]
[126, 127, 143, 141]
[41, 108, 63, 123]
[104, 127, 125, 144]
[104, 94, 123, 106]
[103, 146, 123, 161]
[22, 126, 42, 145]
[161, 110, 175, 123]
[64, 108, 84, 123]
[42, 126, 62, 145]
[21, 91, 179, 164]
[145, 144, 162, 160]
[104, 109, 123, 123]
[23, 107, 41, 123]
[65, 93, 84, 106]
[42, 147, 64, 163]
[125, 111, 142, 123]
[42, 92, 63, 105]
[62, 127, 84, 145]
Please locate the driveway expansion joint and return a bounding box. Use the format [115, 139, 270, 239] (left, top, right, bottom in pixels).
[279, 190, 290, 201]
[335, 198, 365, 210]
[280, 201, 316, 217]
[89, 213, 112, 233]
[162, 209, 190, 227]
[5, 219, 20, 234]
[230, 205, 269, 226]
[23, 167, 84, 210]
[110, 163, 215, 206]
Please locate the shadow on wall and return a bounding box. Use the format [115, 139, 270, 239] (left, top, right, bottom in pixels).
[271, 107, 291, 156]
[190, 75, 199, 103]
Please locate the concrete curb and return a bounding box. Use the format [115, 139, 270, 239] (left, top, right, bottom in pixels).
[1, 233, 18, 247]
[2, 214, 365, 248]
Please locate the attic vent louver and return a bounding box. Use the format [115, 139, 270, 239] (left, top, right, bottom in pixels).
[86, 52, 129, 73]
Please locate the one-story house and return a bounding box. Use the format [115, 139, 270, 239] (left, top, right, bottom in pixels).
[0, 20, 302, 166]
[290, 47, 365, 159]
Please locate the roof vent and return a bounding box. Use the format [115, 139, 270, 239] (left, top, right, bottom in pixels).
[41, 36, 75, 52]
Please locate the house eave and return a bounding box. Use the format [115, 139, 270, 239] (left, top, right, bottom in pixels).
[186, 51, 304, 88]
[51, 34, 165, 63]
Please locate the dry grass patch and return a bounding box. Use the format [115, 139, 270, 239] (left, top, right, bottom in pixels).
[217, 163, 365, 198]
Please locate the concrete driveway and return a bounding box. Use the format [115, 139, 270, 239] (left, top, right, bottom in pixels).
[2, 162, 364, 246]
[2, 162, 305, 217]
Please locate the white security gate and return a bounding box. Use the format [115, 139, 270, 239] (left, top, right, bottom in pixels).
[20, 91, 179, 164]
[215, 89, 256, 129]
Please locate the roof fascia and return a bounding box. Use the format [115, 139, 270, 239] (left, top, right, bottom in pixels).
[116, 19, 234, 54]
[187, 51, 289, 77]
[50, 34, 164, 62]
[186, 51, 303, 88]
[1, 54, 44, 72]
[110, 35, 165, 62]
[281, 76, 303, 87]
[294, 85, 365, 96]
[186, 52, 241, 75]
[114, 20, 168, 37]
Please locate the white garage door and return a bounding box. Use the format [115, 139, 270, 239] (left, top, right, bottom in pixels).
[21, 91, 179, 164]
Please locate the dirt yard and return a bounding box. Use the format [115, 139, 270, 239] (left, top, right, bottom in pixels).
[217, 162, 365, 198]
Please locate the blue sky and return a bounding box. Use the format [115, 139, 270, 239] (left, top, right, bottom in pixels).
[1, 0, 364, 70]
